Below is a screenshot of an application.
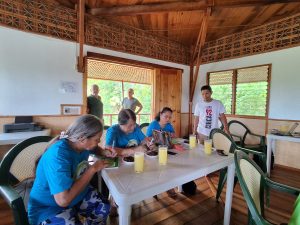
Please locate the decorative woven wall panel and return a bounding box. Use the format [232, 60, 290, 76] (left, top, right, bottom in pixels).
[0, 0, 190, 65]
[87, 59, 152, 84]
[85, 16, 190, 65]
[0, 0, 77, 41]
[201, 12, 300, 64]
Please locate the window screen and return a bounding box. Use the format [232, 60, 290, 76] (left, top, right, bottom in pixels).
[209, 70, 233, 114]
[236, 66, 269, 116]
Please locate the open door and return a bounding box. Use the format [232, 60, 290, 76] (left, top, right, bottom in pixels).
[153, 69, 182, 136]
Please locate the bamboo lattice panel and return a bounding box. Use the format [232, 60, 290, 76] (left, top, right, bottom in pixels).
[0, 0, 77, 41]
[201, 12, 300, 64]
[85, 16, 190, 65]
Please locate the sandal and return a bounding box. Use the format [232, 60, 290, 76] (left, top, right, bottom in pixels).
[167, 189, 177, 197]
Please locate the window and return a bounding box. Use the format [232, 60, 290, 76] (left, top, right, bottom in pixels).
[87, 58, 153, 125]
[208, 65, 270, 117]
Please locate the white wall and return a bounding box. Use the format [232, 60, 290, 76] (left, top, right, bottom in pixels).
[0, 27, 190, 116]
[194, 46, 300, 120]
[0, 27, 82, 115]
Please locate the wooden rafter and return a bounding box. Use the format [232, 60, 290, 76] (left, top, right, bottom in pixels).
[188, 8, 210, 133]
[89, 1, 211, 16]
[190, 8, 210, 101]
[77, 0, 85, 73]
[88, 0, 300, 16]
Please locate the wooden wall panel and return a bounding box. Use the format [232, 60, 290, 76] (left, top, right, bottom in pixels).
[153, 69, 182, 136]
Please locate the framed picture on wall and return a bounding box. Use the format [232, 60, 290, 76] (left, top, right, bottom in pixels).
[61, 104, 82, 115]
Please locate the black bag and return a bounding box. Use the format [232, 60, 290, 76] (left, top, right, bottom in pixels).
[182, 181, 197, 195]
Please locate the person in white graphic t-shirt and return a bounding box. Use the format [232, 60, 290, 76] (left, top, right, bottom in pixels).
[193, 85, 230, 144]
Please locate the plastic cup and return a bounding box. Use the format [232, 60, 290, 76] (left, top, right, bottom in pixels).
[134, 152, 144, 173]
[159, 145, 168, 165]
[279, 125, 289, 133]
[189, 134, 197, 149]
[204, 139, 213, 155]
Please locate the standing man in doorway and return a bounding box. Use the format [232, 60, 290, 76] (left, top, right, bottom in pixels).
[122, 88, 143, 114]
[193, 85, 230, 144]
[87, 84, 104, 123]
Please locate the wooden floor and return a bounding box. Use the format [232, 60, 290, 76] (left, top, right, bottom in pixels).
[0, 165, 299, 225]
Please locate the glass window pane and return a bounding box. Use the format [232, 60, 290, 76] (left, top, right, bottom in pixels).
[236, 81, 268, 116]
[123, 82, 152, 114]
[87, 79, 122, 126]
[210, 84, 232, 114]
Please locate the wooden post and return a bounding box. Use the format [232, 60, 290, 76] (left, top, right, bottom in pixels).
[188, 8, 211, 132]
[77, 0, 85, 73]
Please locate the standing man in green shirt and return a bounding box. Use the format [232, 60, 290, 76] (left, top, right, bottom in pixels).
[87, 84, 104, 123]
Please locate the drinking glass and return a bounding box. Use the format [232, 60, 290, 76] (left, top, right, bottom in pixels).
[134, 152, 144, 173]
[189, 134, 197, 149]
[159, 145, 168, 165]
[204, 139, 213, 155]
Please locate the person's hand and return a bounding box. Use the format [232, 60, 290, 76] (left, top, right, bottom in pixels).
[134, 145, 147, 153]
[144, 137, 155, 150]
[103, 147, 117, 158]
[90, 160, 110, 173]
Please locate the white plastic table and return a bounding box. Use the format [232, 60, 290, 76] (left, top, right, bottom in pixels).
[266, 134, 300, 176]
[0, 129, 51, 145]
[101, 145, 235, 225]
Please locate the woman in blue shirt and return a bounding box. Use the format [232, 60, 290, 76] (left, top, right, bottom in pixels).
[28, 115, 115, 225]
[106, 109, 151, 156]
[146, 107, 175, 137]
[146, 107, 177, 197]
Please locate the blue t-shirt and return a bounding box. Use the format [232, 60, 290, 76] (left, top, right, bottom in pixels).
[146, 120, 175, 137]
[28, 139, 90, 225]
[105, 124, 146, 148]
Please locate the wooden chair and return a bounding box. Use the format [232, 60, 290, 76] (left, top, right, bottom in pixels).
[234, 150, 300, 225]
[140, 122, 150, 136]
[0, 136, 52, 225]
[209, 128, 266, 202]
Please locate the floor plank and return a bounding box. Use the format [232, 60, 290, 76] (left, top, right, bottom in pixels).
[1, 165, 299, 225]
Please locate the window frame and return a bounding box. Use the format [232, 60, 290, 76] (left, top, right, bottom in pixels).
[207, 64, 272, 119]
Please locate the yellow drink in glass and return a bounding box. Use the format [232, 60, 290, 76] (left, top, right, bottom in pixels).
[134, 152, 144, 173]
[204, 139, 212, 155]
[159, 145, 168, 165]
[189, 134, 197, 149]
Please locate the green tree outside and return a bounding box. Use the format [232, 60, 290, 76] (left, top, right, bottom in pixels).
[87, 79, 152, 125]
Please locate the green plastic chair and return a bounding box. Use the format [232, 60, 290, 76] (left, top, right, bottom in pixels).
[209, 128, 266, 202]
[228, 120, 266, 152]
[234, 150, 300, 225]
[140, 122, 150, 136]
[0, 135, 52, 225]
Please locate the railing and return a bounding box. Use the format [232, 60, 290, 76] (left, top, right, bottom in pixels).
[103, 113, 151, 126]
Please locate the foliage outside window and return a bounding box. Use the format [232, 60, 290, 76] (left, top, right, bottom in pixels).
[87, 79, 152, 125]
[208, 65, 270, 117]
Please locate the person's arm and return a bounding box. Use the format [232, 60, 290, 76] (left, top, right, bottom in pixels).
[193, 116, 199, 135]
[135, 100, 143, 114]
[54, 160, 109, 207]
[219, 113, 230, 135]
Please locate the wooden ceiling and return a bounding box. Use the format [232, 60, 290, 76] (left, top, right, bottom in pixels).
[54, 0, 300, 47]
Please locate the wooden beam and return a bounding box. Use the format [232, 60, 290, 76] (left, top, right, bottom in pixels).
[188, 8, 210, 133]
[88, 0, 300, 16]
[88, 1, 210, 16]
[77, 0, 85, 73]
[216, 0, 300, 8]
[190, 8, 210, 101]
